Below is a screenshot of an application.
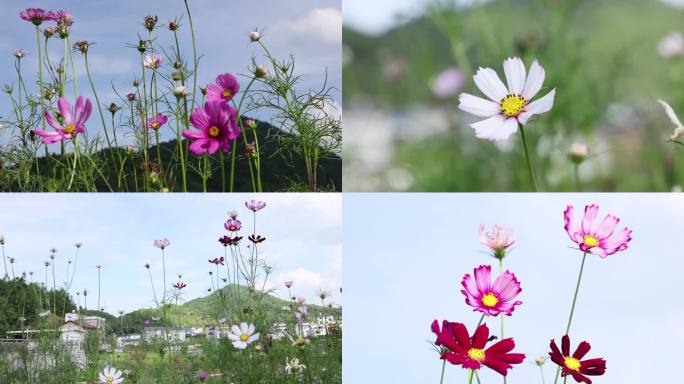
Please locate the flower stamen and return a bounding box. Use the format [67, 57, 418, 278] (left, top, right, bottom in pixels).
[467, 348, 486, 362]
[64, 124, 76, 134]
[481, 293, 499, 307]
[208, 126, 220, 137]
[564, 356, 581, 372]
[583, 235, 599, 248]
[500, 94, 526, 118]
[240, 333, 250, 342]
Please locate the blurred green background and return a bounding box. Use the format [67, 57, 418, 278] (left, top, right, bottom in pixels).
[343, 0, 684, 191]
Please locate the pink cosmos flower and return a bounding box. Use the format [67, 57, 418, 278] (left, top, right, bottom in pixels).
[142, 53, 163, 69]
[563, 204, 632, 258]
[182, 102, 240, 155]
[154, 239, 170, 249]
[431, 67, 464, 98]
[206, 73, 240, 103]
[33, 97, 92, 144]
[224, 219, 242, 232]
[20, 8, 55, 25]
[461, 265, 522, 316]
[479, 224, 515, 259]
[208, 257, 225, 265]
[147, 113, 168, 130]
[245, 200, 266, 212]
[53, 10, 73, 27]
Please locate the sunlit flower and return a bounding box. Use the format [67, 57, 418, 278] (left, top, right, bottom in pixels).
[432, 321, 525, 376]
[245, 200, 266, 212]
[142, 53, 163, 69]
[479, 224, 514, 259]
[182, 102, 240, 155]
[208, 257, 225, 265]
[461, 265, 522, 316]
[285, 357, 307, 375]
[20, 8, 55, 26]
[564, 204, 632, 257]
[549, 335, 606, 384]
[431, 67, 464, 98]
[658, 99, 684, 142]
[228, 322, 260, 349]
[459, 57, 556, 140]
[224, 219, 242, 232]
[153, 239, 170, 249]
[658, 31, 684, 58]
[206, 73, 240, 103]
[147, 113, 168, 130]
[34, 97, 92, 144]
[98, 366, 124, 383]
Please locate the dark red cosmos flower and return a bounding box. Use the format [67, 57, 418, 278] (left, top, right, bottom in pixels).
[173, 282, 187, 289]
[219, 235, 243, 246]
[208, 257, 225, 265]
[249, 235, 266, 244]
[432, 320, 525, 376]
[549, 335, 606, 384]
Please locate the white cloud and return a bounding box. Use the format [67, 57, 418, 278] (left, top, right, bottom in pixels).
[272, 8, 342, 45]
[275, 267, 340, 304]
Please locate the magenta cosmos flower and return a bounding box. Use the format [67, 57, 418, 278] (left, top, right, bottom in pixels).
[431, 321, 525, 376]
[224, 219, 241, 232]
[34, 97, 92, 144]
[479, 224, 514, 259]
[182, 102, 240, 155]
[458, 57, 555, 141]
[564, 204, 632, 258]
[245, 200, 266, 212]
[20, 8, 55, 25]
[461, 265, 522, 316]
[549, 335, 606, 384]
[206, 73, 240, 103]
[147, 113, 168, 130]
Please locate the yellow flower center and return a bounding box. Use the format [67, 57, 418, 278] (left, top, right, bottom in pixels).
[481, 293, 499, 307]
[583, 235, 599, 248]
[64, 124, 76, 134]
[564, 356, 581, 372]
[467, 348, 486, 362]
[151, 122, 159, 129]
[240, 333, 250, 342]
[106, 376, 114, 383]
[208, 126, 220, 137]
[500, 94, 526, 117]
[222, 89, 233, 98]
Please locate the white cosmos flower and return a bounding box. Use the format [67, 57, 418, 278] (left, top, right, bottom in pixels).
[285, 357, 307, 375]
[458, 57, 556, 141]
[98, 366, 124, 384]
[658, 99, 684, 142]
[227, 322, 260, 349]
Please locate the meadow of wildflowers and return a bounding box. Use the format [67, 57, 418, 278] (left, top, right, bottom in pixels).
[343, 0, 684, 192]
[0, 197, 342, 383]
[0, 2, 342, 192]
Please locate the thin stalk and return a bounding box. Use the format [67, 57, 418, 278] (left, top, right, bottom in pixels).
[67, 37, 78, 98]
[553, 252, 588, 384]
[1, 244, 7, 280]
[500, 257, 506, 384]
[147, 268, 159, 306]
[439, 359, 446, 384]
[202, 155, 209, 192]
[231, 77, 257, 192]
[67, 141, 79, 190]
[97, 268, 101, 314]
[540, 365, 546, 384]
[468, 369, 474, 384]
[36, 26, 45, 132]
[140, 54, 150, 191]
[183, 0, 199, 112]
[220, 151, 226, 192]
[518, 123, 538, 192]
[174, 101, 187, 191]
[161, 249, 167, 304]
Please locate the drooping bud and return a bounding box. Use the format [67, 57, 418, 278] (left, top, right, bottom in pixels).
[108, 103, 120, 114]
[249, 30, 261, 42]
[254, 64, 267, 78]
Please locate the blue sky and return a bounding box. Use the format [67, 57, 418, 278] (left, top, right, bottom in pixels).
[0, 193, 341, 314]
[0, 0, 341, 143]
[343, 193, 684, 384]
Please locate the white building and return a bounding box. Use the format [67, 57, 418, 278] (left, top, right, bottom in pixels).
[143, 327, 186, 343]
[116, 334, 142, 349]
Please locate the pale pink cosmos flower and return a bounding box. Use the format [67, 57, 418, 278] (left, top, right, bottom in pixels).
[658, 31, 684, 58]
[33, 97, 92, 144]
[19, 8, 55, 26]
[245, 200, 266, 212]
[154, 239, 170, 249]
[431, 67, 464, 98]
[458, 57, 556, 141]
[143, 53, 163, 69]
[479, 224, 514, 259]
[461, 265, 522, 317]
[563, 204, 632, 258]
[206, 73, 240, 103]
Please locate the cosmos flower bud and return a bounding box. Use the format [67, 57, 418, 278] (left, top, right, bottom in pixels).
[0, 235, 4, 245]
[168, 19, 179, 31]
[144, 262, 150, 269]
[14, 49, 26, 59]
[108, 103, 120, 114]
[200, 86, 207, 96]
[73, 40, 92, 54]
[126, 93, 136, 102]
[173, 85, 188, 99]
[144, 15, 158, 31]
[245, 119, 257, 130]
[246, 141, 256, 157]
[126, 145, 138, 156]
[254, 65, 268, 78]
[568, 141, 588, 164]
[535, 357, 546, 366]
[249, 30, 261, 42]
[56, 66, 65, 74]
[132, 79, 141, 88]
[3, 85, 13, 94]
[75, 242, 82, 248]
[43, 27, 55, 38]
[137, 39, 147, 53]
[173, 60, 183, 70]
[171, 71, 183, 81]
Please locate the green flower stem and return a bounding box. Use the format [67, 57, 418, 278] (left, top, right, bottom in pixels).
[220, 151, 226, 192]
[35, 26, 45, 132]
[231, 77, 258, 192]
[468, 369, 474, 384]
[67, 141, 79, 190]
[499, 258, 506, 384]
[174, 102, 187, 191]
[553, 252, 588, 384]
[140, 55, 150, 191]
[518, 123, 538, 192]
[438, 359, 446, 384]
[540, 365, 546, 384]
[202, 155, 209, 192]
[67, 37, 78, 99]
[183, 0, 199, 113]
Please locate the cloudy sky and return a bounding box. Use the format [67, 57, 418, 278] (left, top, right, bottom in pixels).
[0, 0, 341, 143]
[344, 193, 684, 383]
[0, 193, 341, 314]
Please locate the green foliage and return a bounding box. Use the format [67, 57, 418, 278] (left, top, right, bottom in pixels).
[0, 278, 75, 335]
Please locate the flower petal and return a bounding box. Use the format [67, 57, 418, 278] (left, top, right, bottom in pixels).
[503, 57, 526, 95]
[473, 67, 509, 102]
[518, 89, 555, 125]
[470, 115, 518, 141]
[522, 60, 545, 100]
[458, 93, 500, 117]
